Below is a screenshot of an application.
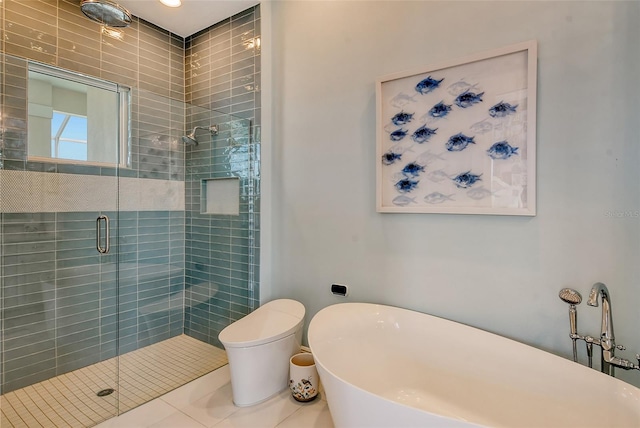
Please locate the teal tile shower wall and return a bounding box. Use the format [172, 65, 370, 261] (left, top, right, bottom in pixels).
[184, 6, 261, 346]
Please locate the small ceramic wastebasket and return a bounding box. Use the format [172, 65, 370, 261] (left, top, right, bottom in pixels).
[289, 352, 319, 402]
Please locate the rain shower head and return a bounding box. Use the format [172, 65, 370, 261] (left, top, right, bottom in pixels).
[80, 0, 132, 28]
[181, 125, 219, 146]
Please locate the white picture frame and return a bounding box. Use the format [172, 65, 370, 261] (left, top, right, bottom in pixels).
[376, 40, 537, 216]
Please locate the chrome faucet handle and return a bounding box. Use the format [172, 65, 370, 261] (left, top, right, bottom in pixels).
[616, 344, 626, 351]
[610, 356, 638, 370]
[584, 335, 602, 369]
[584, 335, 601, 346]
[585, 336, 596, 368]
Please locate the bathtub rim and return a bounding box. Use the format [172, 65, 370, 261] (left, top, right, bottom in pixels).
[308, 302, 489, 423]
[308, 301, 640, 427]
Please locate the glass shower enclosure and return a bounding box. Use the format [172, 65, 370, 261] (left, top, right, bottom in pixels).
[0, 53, 256, 426]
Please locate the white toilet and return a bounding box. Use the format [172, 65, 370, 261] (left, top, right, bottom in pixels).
[218, 299, 305, 407]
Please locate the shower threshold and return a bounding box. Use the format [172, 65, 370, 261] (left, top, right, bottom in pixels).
[1, 334, 227, 428]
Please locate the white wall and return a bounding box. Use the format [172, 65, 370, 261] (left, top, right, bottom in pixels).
[262, 1, 640, 385]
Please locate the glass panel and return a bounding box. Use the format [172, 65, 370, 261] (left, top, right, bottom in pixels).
[184, 103, 255, 347]
[0, 53, 259, 423]
[0, 54, 120, 424]
[115, 89, 254, 412]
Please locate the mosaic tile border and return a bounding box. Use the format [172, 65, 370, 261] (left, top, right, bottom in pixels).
[0, 171, 184, 212]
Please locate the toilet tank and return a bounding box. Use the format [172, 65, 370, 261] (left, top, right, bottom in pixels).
[219, 299, 305, 348]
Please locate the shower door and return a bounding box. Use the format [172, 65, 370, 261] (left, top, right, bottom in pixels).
[0, 53, 124, 425]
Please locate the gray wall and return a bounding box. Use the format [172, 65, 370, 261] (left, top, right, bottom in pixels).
[263, 1, 640, 387]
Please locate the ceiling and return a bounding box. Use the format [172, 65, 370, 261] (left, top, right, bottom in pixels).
[117, 0, 260, 38]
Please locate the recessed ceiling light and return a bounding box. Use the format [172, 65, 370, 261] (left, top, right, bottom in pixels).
[159, 0, 181, 7]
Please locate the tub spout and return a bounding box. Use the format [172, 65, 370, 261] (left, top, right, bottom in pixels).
[585, 283, 640, 374]
[587, 282, 616, 375]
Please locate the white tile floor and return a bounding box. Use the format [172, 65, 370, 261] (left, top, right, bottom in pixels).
[1, 335, 229, 428]
[95, 365, 335, 428]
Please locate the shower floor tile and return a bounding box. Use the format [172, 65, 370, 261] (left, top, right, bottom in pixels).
[0, 334, 228, 428]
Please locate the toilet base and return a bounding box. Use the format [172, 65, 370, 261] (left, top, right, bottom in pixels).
[225, 331, 302, 407]
[232, 388, 284, 407]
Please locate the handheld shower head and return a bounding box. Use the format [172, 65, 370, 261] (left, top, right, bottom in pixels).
[559, 288, 582, 306]
[559, 288, 582, 363]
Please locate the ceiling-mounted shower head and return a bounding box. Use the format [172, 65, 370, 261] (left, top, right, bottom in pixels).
[181, 125, 218, 146]
[80, 0, 132, 28]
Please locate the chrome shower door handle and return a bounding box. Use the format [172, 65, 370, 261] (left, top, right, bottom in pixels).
[96, 215, 110, 254]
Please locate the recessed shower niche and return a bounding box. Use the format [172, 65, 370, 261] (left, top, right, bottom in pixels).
[202, 178, 240, 215]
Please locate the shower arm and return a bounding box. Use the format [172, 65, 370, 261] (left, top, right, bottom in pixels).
[192, 125, 218, 135]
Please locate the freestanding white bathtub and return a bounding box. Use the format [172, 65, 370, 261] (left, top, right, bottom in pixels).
[308, 303, 640, 428]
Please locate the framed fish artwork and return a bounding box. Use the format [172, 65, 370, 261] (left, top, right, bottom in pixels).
[376, 40, 537, 215]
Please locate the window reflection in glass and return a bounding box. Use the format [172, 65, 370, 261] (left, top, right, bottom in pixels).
[27, 62, 130, 167]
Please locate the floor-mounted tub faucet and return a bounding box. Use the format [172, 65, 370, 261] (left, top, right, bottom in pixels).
[587, 282, 639, 376]
[559, 283, 640, 376]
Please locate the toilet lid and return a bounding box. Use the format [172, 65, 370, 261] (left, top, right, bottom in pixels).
[218, 299, 305, 348]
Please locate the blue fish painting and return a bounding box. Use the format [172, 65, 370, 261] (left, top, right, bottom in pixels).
[395, 178, 419, 193]
[429, 101, 452, 118]
[454, 90, 484, 108]
[401, 162, 425, 177]
[411, 125, 437, 144]
[381, 151, 402, 166]
[424, 192, 455, 204]
[446, 133, 475, 152]
[452, 171, 482, 189]
[415, 76, 444, 95]
[489, 101, 518, 118]
[392, 195, 417, 207]
[391, 111, 414, 126]
[390, 128, 408, 141]
[487, 141, 519, 160]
